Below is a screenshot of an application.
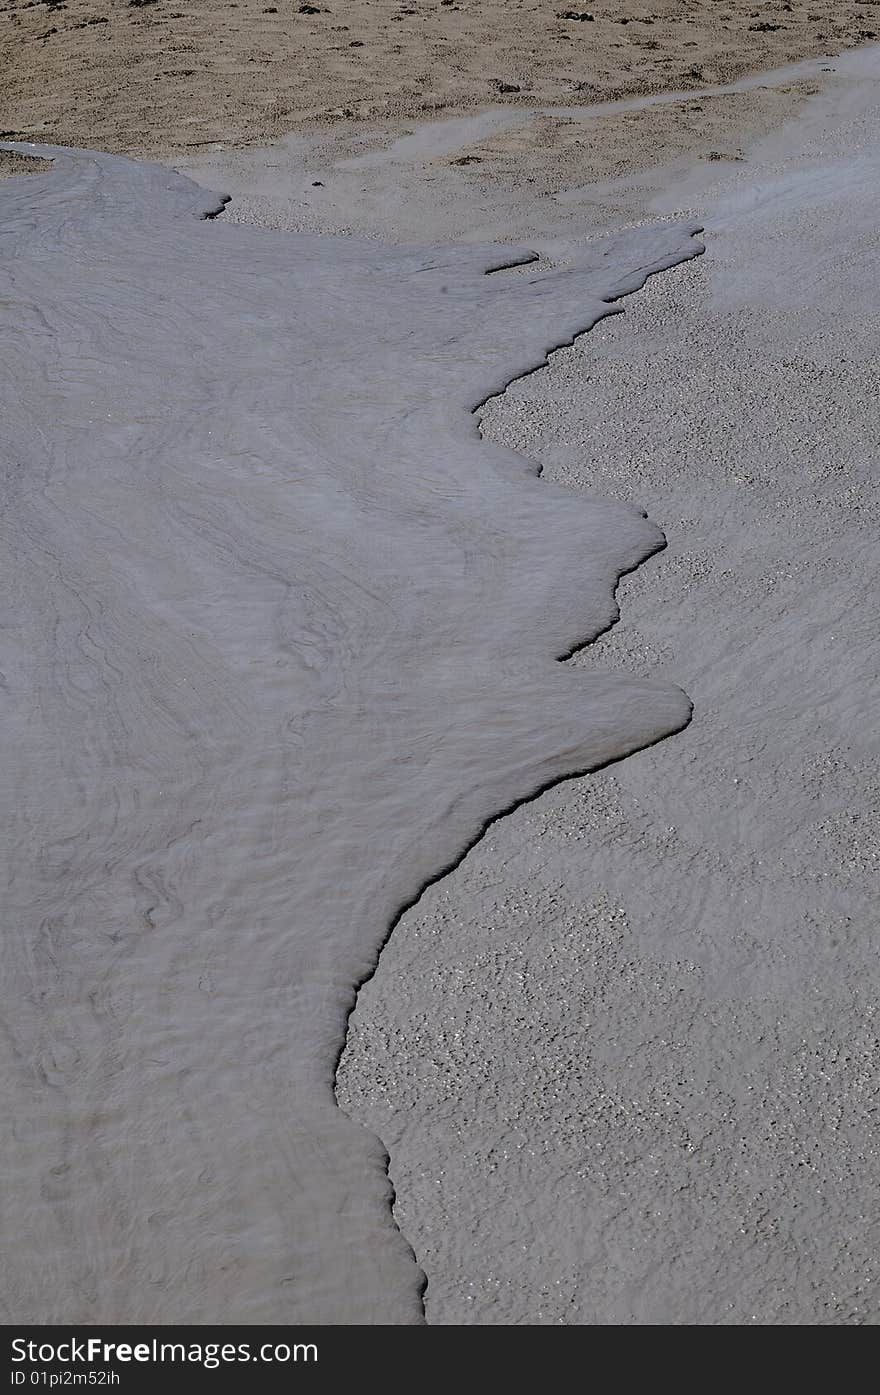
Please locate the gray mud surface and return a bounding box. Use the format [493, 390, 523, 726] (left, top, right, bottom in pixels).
[0, 143, 700, 1323]
[338, 48, 880, 1324]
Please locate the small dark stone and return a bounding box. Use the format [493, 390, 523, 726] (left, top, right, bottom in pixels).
[497, 82, 521, 93]
[558, 10, 594, 20]
[312, 180, 324, 186]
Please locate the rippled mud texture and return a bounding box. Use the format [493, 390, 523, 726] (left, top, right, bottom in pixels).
[0, 145, 700, 1323]
[338, 43, 880, 1324]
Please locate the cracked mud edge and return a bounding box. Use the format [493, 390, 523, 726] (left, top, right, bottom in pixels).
[332, 244, 702, 1323]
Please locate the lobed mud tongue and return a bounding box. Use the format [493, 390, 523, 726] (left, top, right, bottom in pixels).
[0, 144, 698, 1323]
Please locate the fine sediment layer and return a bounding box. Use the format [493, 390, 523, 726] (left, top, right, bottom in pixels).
[338, 44, 880, 1323]
[0, 143, 700, 1322]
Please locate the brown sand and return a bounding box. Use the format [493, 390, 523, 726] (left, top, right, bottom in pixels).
[433, 80, 822, 193]
[1, 1, 878, 157]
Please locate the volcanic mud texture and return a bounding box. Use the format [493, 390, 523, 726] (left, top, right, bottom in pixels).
[0, 143, 700, 1322]
[338, 49, 880, 1324]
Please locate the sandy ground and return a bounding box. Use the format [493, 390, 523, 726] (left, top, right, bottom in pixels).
[2, 0, 879, 156]
[335, 51, 880, 1322]
[0, 150, 50, 176]
[171, 74, 832, 237]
